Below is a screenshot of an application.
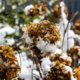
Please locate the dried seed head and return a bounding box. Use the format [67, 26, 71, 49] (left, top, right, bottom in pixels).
[23, 20, 60, 58]
[72, 19, 80, 35]
[0, 45, 20, 79]
[23, 20, 60, 44]
[52, 4, 61, 19]
[50, 53, 72, 66]
[74, 67, 80, 80]
[67, 47, 79, 56]
[27, 3, 48, 16]
[45, 63, 71, 80]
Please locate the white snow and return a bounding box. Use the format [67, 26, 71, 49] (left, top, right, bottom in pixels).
[16, 52, 33, 80]
[67, 30, 75, 38]
[54, 48, 62, 54]
[6, 38, 15, 46]
[41, 57, 52, 72]
[60, 53, 71, 62]
[33, 70, 40, 79]
[36, 37, 56, 53]
[24, 5, 34, 15]
[23, 33, 33, 45]
[12, 5, 17, 9]
[64, 65, 77, 80]
[0, 23, 3, 28]
[49, 0, 55, 6]
[0, 33, 5, 45]
[33, 19, 40, 23]
[0, 24, 15, 36]
[60, 1, 68, 28]
[19, 66, 32, 80]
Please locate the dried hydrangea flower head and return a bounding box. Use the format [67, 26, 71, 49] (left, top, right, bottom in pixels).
[74, 66, 80, 80]
[72, 19, 80, 35]
[67, 47, 79, 56]
[43, 52, 76, 80]
[45, 62, 71, 80]
[50, 54, 72, 66]
[23, 20, 60, 43]
[23, 20, 60, 58]
[0, 45, 20, 79]
[26, 3, 49, 16]
[52, 4, 61, 19]
[67, 47, 79, 68]
[52, 2, 68, 19]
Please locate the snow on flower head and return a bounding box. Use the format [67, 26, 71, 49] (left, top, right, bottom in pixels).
[54, 48, 62, 54]
[22, 20, 60, 45]
[22, 33, 33, 45]
[50, 52, 72, 66]
[41, 57, 52, 72]
[60, 53, 72, 65]
[45, 62, 72, 80]
[51, 1, 68, 20]
[22, 20, 60, 57]
[24, 3, 49, 18]
[44, 52, 74, 80]
[36, 37, 57, 53]
[23, 20, 60, 44]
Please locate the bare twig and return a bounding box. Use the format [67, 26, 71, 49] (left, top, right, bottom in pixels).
[61, 11, 79, 53]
